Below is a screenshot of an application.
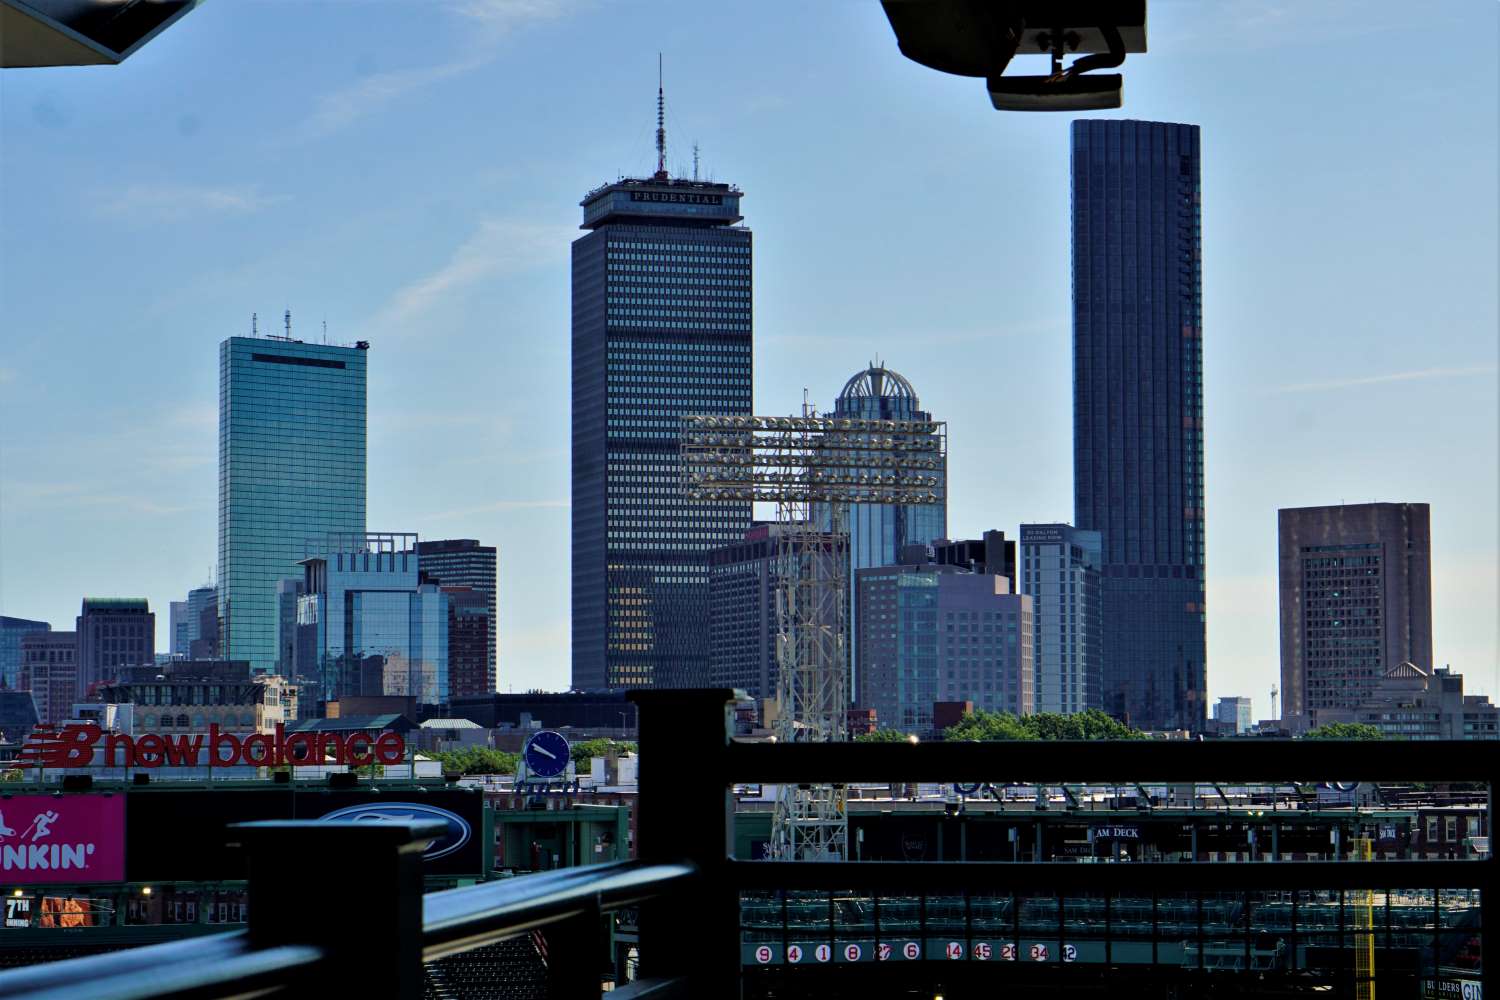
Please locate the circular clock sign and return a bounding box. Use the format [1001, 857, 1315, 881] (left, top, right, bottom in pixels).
[523, 730, 570, 778]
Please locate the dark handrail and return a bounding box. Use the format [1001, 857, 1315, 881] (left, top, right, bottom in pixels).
[422, 859, 698, 961]
[0, 931, 323, 1000]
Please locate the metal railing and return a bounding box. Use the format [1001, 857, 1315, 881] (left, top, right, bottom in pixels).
[0, 688, 1491, 998]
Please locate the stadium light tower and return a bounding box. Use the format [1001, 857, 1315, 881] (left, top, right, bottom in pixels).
[683, 412, 946, 860]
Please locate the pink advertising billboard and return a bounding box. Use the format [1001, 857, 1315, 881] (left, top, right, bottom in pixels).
[0, 795, 124, 884]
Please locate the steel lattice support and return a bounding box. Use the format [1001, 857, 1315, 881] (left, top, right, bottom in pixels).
[682, 414, 946, 861]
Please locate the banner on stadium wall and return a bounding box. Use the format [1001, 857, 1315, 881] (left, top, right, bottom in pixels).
[125, 788, 484, 882]
[0, 795, 124, 884]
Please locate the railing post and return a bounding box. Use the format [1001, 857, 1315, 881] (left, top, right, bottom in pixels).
[629, 688, 737, 995]
[229, 818, 445, 998]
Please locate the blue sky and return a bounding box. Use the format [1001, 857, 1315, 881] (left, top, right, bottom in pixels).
[2, 1, 1495, 716]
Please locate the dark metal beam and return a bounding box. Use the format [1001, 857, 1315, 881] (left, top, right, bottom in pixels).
[729, 859, 1491, 893]
[725, 738, 1500, 784]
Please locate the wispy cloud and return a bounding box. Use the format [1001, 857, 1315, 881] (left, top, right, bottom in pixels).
[302, 56, 487, 137]
[97, 184, 288, 223]
[0, 367, 15, 385]
[376, 217, 573, 328]
[1270, 365, 1498, 395]
[300, 0, 583, 138]
[418, 498, 568, 521]
[2, 482, 199, 516]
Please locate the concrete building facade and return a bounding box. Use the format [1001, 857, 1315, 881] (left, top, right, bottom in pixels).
[1019, 523, 1103, 715]
[76, 598, 154, 697]
[19, 630, 77, 725]
[1278, 502, 1433, 721]
[417, 539, 497, 690]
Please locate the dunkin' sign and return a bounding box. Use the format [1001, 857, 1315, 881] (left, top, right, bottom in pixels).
[18, 723, 406, 769]
[0, 795, 124, 883]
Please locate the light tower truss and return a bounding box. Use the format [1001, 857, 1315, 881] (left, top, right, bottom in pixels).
[682, 414, 947, 860]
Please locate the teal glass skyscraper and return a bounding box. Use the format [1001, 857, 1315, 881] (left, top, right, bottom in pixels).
[571, 161, 752, 692]
[218, 334, 368, 673]
[1071, 120, 1205, 731]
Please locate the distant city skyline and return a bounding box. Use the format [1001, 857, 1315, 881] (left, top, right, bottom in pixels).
[1, 3, 1495, 714]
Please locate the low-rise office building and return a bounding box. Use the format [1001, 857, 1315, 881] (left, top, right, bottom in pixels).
[855, 547, 1033, 736]
[1304, 662, 1499, 740]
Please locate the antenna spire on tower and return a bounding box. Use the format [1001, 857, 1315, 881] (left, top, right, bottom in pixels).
[693, 142, 700, 180]
[654, 53, 667, 180]
[284, 308, 292, 340]
[251, 312, 258, 337]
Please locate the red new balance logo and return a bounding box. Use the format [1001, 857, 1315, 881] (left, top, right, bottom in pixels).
[15, 725, 99, 770]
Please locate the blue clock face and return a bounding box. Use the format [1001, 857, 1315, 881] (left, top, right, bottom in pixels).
[524, 730, 570, 778]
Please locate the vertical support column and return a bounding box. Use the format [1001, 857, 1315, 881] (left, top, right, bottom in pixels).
[230, 818, 442, 998]
[630, 688, 737, 995]
[1484, 771, 1496, 996]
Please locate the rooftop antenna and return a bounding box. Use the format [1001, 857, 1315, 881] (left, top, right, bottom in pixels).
[323, 318, 328, 344]
[251, 312, 258, 337]
[284, 308, 292, 340]
[654, 53, 667, 181]
[1270, 683, 1279, 721]
[693, 143, 700, 181]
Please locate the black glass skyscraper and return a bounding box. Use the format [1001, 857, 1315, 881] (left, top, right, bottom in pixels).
[1071, 119, 1205, 731]
[571, 170, 752, 692]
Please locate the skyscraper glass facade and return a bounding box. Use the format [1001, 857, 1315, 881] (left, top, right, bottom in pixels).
[218, 336, 367, 674]
[825, 365, 947, 703]
[1019, 523, 1103, 715]
[1072, 119, 1205, 731]
[572, 177, 752, 691]
[855, 563, 1033, 736]
[0, 617, 49, 691]
[298, 533, 447, 706]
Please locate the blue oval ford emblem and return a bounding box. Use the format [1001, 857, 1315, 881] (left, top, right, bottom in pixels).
[317, 802, 472, 861]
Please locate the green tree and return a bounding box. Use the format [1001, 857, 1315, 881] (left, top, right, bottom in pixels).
[855, 729, 915, 743]
[943, 710, 1034, 741]
[568, 738, 637, 765]
[944, 709, 1146, 742]
[431, 747, 520, 775]
[1303, 722, 1384, 740]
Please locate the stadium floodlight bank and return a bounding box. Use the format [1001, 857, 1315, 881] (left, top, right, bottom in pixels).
[682, 415, 947, 863]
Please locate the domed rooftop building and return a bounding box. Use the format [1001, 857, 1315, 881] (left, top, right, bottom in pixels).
[833, 365, 924, 421]
[824, 364, 948, 702]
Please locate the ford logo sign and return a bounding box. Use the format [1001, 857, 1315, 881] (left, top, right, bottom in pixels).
[317, 802, 472, 861]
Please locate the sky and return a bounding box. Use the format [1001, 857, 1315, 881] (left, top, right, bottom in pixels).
[1, 1, 1495, 718]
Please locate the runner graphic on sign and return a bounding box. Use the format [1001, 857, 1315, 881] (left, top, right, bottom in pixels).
[27, 811, 58, 842]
